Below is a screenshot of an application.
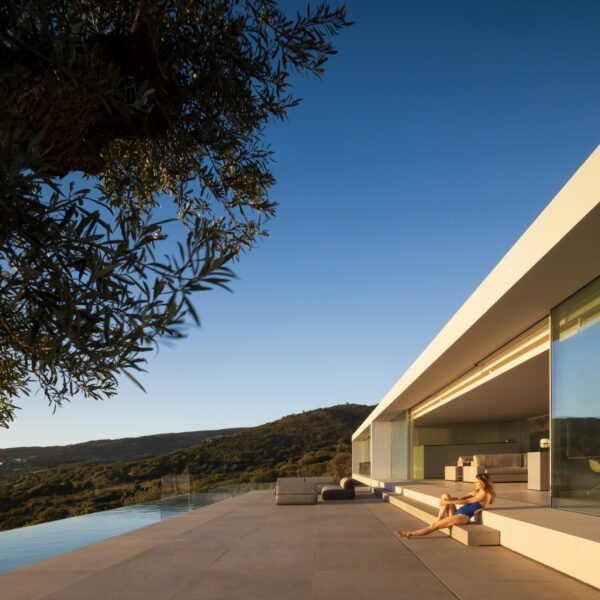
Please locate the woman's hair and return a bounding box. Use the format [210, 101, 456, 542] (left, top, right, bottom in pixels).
[476, 473, 495, 505]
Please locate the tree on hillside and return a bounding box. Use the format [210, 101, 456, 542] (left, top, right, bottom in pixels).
[0, 0, 351, 427]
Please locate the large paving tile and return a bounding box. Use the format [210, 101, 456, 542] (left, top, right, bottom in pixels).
[172, 569, 313, 600]
[1, 569, 95, 600]
[38, 542, 217, 600]
[310, 566, 455, 600]
[171, 542, 317, 600]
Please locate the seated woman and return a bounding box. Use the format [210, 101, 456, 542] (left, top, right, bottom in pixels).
[396, 473, 495, 539]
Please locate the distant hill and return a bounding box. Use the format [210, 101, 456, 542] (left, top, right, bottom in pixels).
[0, 428, 247, 473]
[0, 403, 373, 531]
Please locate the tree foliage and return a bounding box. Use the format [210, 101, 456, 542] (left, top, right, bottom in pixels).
[327, 448, 351, 480]
[0, 1, 351, 426]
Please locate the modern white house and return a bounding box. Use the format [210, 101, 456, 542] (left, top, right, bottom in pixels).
[352, 146, 600, 587]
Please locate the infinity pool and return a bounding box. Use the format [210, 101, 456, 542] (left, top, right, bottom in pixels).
[0, 486, 270, 574]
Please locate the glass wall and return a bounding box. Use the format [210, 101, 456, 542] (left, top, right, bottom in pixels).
[551, 277, 600, 516]
[528, 414, 549, 452]
[352, 437, 371, 477]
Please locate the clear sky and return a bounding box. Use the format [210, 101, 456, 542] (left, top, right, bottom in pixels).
[3, 0, 600, 448]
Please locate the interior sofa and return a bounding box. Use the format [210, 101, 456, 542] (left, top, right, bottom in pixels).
[320, 477, 355, 500]
[462, 453, 528, 483]
[275, 476, 335, 505]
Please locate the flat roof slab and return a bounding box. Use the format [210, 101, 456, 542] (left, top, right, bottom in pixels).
[1, 491, 597, 599]
[354, 147, 600, 438]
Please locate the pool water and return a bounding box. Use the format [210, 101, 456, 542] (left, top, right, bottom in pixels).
[0, 486, 270, 573]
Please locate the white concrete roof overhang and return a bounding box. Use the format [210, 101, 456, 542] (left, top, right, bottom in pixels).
[353, 146, 600, 440]
[414, 350, 549, 426]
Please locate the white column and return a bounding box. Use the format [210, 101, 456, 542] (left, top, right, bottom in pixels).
[391, 411, 410, 480]
[527, 451, 550, 490]
[370, 421, 392, 481]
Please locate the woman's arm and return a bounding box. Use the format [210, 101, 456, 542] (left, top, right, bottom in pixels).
[442, 490, 485, 505]
[457, 493, 475, 501]
[441, 496, 470, 505]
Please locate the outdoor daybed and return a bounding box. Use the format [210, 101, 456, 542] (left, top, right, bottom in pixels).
[275, 476, 335, 505]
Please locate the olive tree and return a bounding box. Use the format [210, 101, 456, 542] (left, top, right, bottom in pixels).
[0, 0, 351, 427]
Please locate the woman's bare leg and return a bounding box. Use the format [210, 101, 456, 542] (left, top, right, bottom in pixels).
[435, 493, 457, 521]
[435, 494, 449, 520]
[397, 514, 469, 538]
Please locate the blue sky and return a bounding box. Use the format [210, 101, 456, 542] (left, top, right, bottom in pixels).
[3, 0, 600, 448]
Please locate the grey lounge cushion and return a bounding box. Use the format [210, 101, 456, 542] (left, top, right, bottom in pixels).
[339, 477, 355, 491]
[473, 453, 522, 468]
[485, 466, 528, 475]
[321, 485, 355, 500]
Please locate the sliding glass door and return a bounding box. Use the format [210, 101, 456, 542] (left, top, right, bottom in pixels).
[551, 277, 600, 516]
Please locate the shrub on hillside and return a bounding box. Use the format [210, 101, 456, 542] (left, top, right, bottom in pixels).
[328, 452, 352, 481]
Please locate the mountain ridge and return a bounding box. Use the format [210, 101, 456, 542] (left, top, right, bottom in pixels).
[0, 403, 373, 531]
[0, 428, 248, 473]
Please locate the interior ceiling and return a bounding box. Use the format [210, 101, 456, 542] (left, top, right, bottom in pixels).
[414, 351, 549, 426]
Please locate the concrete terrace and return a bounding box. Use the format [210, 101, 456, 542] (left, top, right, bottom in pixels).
[1, 490, 598, 600]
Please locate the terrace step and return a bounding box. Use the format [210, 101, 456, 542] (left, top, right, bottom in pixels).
[377, 489, 500, 546]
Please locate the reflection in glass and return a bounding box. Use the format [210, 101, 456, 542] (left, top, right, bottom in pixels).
[551, 277, 600, 516]
[355, 436, 371, 476]
[528, 414, 549, 452]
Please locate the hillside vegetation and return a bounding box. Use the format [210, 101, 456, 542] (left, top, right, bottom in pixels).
[0, 404, 372, 531]
[0, 427, 247, 473]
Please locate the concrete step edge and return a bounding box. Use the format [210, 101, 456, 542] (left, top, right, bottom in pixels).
[396, 486, 442, 508]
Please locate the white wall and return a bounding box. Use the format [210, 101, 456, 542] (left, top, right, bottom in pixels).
[370, 421, 392, 480]
[391, 412, 410, 480]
